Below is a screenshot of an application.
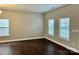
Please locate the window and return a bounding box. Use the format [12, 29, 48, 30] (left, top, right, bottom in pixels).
[48, 19, 54, 35]
[59, 17, 70, 41]
[0, 19, 9, 37]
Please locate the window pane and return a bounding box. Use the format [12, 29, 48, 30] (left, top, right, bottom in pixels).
[59, 17, 69, 28]
[0, 28, 9, 36]
[48, 19, 54, 35]
[0, 19, 9, 37]
[59, 17, 70, 40]
[0, 19, 9, 27]
[59, 29, 69, 39]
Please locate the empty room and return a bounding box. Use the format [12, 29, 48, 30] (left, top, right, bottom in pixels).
[0, 4, 79, 55]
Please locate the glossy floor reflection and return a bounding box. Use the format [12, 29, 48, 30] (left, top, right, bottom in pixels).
[0, 38, 78, 55]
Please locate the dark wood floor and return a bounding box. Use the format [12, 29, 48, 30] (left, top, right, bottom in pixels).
[0, 38, 78, 55]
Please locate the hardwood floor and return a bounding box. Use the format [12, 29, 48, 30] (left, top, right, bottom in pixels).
[0, 38, 78, 55]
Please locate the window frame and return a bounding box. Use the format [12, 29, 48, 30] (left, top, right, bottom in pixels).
[48, 18, 54, 36]
[0, 19, 10, 37]
[59, 17, 70, 41]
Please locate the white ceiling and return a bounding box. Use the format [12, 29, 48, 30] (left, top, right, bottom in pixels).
[0, 4, 66, 13]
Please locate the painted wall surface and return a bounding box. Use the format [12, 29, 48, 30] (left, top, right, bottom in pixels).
[44, 5, 79, 51]
[0, 10, 44, 40]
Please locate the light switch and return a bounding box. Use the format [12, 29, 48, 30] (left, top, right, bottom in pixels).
[72, 29, 79, 32]
[76, 29, 79, 32]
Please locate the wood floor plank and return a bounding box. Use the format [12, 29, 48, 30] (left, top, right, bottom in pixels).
[0, 38, 78, 55]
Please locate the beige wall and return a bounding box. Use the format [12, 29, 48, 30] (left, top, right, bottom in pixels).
[0, 10, 44, 40]
[44, 5, 79, 51]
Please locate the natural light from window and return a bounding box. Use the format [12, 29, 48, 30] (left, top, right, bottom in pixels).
[0, 19, 9, 37]
[48, 19, 54, 36]
[59, 17, 70, 41]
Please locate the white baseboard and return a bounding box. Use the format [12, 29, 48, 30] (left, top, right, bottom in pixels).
[44, 36, 79, 53]
[0, 36, 79, 53]
[0, 37, 44, 43]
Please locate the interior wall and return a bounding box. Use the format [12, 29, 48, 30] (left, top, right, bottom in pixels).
[44, 5, 79, 51]
[0, 10, 44, 40]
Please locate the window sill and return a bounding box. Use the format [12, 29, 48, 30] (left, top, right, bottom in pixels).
[0, 35, 10, 38]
